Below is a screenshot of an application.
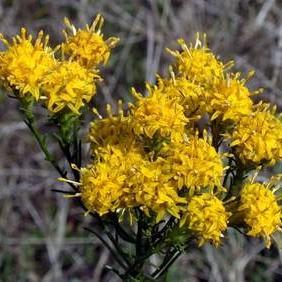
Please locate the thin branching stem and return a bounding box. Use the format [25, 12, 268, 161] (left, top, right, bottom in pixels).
[84, 227, 128, 270]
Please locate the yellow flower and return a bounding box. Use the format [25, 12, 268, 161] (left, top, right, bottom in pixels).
[80, 164, 125, 216]
[167, 34, 229, 88]
[207, 75, 253, 122]
[80, 143, 186, 221]
[182, 193, 230, 246]
[162, 136, 224, 193]
[0, 28, 56, 100]
[88, 102, 137, 151]
[62, 15, 119, 69]
[132, 159, 186, 222]
[157, 75, 205, 119]
[41, 61, 99, 114]
[130, 84, 188, 142]
[230, 104, 282, 165]
[238, 182, 281, 248]
[80, 145, 144, 216]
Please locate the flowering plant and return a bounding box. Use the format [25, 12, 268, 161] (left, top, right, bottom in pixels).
[1, 15, 282, 281]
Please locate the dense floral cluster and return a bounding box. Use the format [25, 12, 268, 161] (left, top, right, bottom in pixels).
[78, 33, 282, 248]
[181, 194, 231, 246]
[2, 18, 282, 250]
[62, 15, 119, 69]
[0, 15, 118, 114]
[230, 103, 282, 165]
[237, 182, 281, 248]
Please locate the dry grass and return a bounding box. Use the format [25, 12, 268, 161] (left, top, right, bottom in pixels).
[0, 0, 282, 281]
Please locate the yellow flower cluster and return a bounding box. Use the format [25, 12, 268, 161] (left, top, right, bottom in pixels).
[80, 145, 144, 215]
[167, 37, 225, 87]
[2, 14, 282, 252]
[62, 15, 119, 69]
[80, 144, 186, 221]
[0, 28, 56, 100]
[162, 136, 224, 192]
[0, 15, 118, 114]
[207, 75, 253, 122]
[230, 103, 282, 165]
[237, 182, 281, 248]
[42, 61, 99, 114]
[88, 106, 136, 150]
[156, 76, 205, 119]
[130, 85, 188, 142]
[182, 194, 230, 246]
[77, 33, 282, 248]
[77, 35, 223, 246]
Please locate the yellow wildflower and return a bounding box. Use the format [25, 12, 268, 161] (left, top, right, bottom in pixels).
[162, 136, 224, 193]
[157, 75, 205, 118]
[88, 102, 137, 151]
[80, 164, 125, 216]
[182, 193, 230, 246]
[167, 34, 229, 88]
[207, 74, 253, 122]
[80, 145, 144, 215]
[230, 104, 282, 165]
[0, 28, 56, 100]
[132, 159, 186, 222]
[62, 15, 119, 69]
[80, 144, 185, 221]
[238, 182, 281, 248]
[130, 84, 188, 142]
[41, 61, 99, 114]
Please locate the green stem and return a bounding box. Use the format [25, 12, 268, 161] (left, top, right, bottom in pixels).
[122, 211, 148, 280]
[54, 134, 80, 181]
[224, 161, 245, 201]
[153, 249, 182, 279]
[18, 98, 73, 186]
[105, 228, 131, 266]
[152, 217, 175, 246]
[211, 118, 223, 152]
[84, 227, 128, 270]
[108, 214, 136, 244]
[94, 214, 133, 268]
[136, 211, 144, 258]
[23, 118, 69, 182]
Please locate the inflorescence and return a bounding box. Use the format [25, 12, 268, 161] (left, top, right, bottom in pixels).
[0, 15, 119, 114]
[1, 18, 281, 249]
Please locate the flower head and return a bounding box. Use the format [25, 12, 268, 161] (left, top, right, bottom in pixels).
[88, 102, 137, 151]
[182, 193, 230, 246]
[238, 182, 282, 248]
[0, 28, 56, 100]
[230, 103, 282, 165]
[62, 15, 119, 69]
[80, 144, 186, 221]
[157, 75, 205, 119]
[207, 74, 253, 122]
[162, 136, 224, 193]
[80, 145, 144, 216]
[131, 159, 186, 222]
[167, 34, 228, 88]
[130, 84, 188, 142]
[41, 61, 99, 114]
[80, 164, 125, 216]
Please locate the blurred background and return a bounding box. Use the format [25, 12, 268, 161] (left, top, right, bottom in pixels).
[0, 0, 282, 281]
